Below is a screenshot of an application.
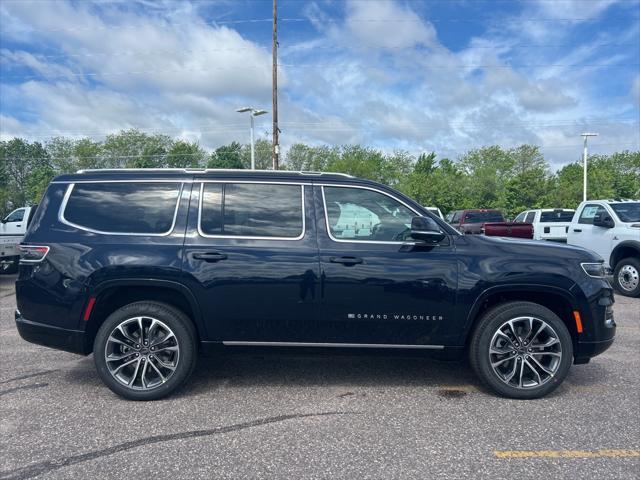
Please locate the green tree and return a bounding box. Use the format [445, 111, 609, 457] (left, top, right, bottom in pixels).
[167, 140, 206, 168]
[208, 141, 244, 169]
[102, 129, 172, 168]
[0, 138, 50, 210]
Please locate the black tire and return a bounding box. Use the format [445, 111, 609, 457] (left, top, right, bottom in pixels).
[94, 301, 197, 401]
[613, 257, 640, 298]
[469, 301, 573, 399]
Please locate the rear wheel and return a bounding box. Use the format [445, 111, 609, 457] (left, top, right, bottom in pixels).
[613, 257, 640, 298]
[94, 301, 197, 400]
[470, 301, 573, 399]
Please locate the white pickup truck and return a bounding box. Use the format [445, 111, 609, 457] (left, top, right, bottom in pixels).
[514, 208, 575, 242]
[0, 206, 34, 274]
[567, 199, 640, 297]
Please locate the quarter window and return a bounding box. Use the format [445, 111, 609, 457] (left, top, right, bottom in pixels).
[63, 182, 181, 234]
[200, 183, 304, 238]
[578, 204, 607, 225]
[323, 186, 415, 242]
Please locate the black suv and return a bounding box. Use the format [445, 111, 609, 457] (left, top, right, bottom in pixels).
[15, 169, 615, 400]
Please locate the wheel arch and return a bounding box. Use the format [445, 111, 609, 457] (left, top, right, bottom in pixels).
[609, 241, 640, 269]
[462, 284, 580, 348]
[82, 279, 206, 354]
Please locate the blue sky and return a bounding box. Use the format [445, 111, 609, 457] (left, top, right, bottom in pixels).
[1, 0, 639, 168]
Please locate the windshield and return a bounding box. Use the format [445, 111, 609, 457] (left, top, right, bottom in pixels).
[540, 211, 575, 222]
[610, 202, 640, 222]
[464, 211, 504, 223]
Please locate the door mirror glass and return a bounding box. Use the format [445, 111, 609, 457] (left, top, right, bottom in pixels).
[410, 216, 445, 243]
[593, 212, 615, 228]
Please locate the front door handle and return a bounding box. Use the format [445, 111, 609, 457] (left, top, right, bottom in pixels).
[573, 229, 582, 233]
[192, 251, 228, 262]
[329, 256, 363, 266]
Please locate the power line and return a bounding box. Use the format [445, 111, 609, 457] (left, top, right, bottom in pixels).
[3, 61, 637, 81]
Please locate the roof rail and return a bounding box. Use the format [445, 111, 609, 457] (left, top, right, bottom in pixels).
[75, 168, 353, 177]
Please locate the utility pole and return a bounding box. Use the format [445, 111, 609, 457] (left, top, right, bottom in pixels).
[581, 132, 598, 202]
[272, 0, 279, 169]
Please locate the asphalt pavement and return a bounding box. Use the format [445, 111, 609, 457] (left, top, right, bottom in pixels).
[1, 273, 638, 479]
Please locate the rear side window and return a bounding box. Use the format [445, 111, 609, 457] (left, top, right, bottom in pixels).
[63, 182, 181, 234]
[540, 211, 575, 222]
[200, 183, 304, 238]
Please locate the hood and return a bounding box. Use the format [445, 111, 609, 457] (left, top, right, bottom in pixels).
[460, 234, 602, 263]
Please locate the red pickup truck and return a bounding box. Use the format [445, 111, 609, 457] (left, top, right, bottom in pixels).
[483, 221, 534, 239]
[446, 209, 534, 238]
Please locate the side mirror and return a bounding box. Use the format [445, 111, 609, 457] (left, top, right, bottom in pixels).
[593, 213, 614, 228]
[410, 216, 445, 243]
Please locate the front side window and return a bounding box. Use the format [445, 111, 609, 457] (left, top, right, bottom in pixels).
[514, 212, 526, 223]
[578, 204, 607, 225]
[63, 182, 181, 234]
[200, 183, 303, 238]
[4, 209, 25, 223]
[323, 186, 415, 242]
[525, 212, 536, 223]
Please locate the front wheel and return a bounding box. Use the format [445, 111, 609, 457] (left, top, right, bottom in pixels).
[470, 301, 573, 399]
[613, 257, 640, 298]
[94, 301, 197, 400]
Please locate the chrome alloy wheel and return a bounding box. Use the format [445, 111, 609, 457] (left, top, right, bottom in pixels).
[104, 316, 179, 390]
[489, 316, 562, 389]
[618, 264, 639, 292]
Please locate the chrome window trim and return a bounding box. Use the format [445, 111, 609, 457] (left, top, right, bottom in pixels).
[320, 184, 423, 245]
[222, 341, 444, 350]
[197, 181, 306, 241]
[51, 179, 192, 184]
[59, 182, 183, 236]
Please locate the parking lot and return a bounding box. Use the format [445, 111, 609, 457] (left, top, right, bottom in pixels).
[0, 273, 638, 480]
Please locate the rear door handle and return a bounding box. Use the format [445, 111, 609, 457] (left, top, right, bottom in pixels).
[573, 229, 582, 233]
[330, 256, 363, 266]
[192, 251, 228, 262]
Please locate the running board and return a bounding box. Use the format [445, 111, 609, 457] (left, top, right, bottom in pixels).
[221, 341, 444, 350]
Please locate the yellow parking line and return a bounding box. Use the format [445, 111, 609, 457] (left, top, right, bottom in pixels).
[494, 449, 640, 459]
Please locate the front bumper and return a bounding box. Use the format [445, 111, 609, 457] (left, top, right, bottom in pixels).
[15, 309, 88, 355]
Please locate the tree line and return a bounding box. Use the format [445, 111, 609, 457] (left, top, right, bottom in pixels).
[1, 129, 638, 218]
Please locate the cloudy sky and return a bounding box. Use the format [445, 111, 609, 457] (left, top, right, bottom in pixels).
[1, 0, 639, 167]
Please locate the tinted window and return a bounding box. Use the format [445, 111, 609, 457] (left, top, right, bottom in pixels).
[540, 211, 575, 222]
[463, 211, 504, 223]
[514, 212, 526, 223]
[324, 187, 415, 242]
[610, 202, 640, 222]
[200, 183, 303, 238]
[578, 204, 607, 225]
[5, 209, 25, 222]
[525, 212, 536, 223]
[64, 182, 181, 234]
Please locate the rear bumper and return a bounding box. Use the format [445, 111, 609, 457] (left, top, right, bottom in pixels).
[15, 310, 89, 355]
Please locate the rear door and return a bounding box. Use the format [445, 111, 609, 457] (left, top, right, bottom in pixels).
[181, 178, 321, 343]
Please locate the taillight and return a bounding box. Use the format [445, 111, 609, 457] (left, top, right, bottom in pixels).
[19, 245, 50, 263]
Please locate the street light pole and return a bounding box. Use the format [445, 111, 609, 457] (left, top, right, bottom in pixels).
[581, 132, 598, 202]
[237, 107, 268, 170]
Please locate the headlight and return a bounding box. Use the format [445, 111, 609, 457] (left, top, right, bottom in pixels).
[581, 262, 606, 278]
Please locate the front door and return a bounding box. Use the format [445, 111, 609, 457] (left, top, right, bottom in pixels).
[315, 184, 459, 347]
[571, 203, 614, 263]
[181, 180, 321, 343]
